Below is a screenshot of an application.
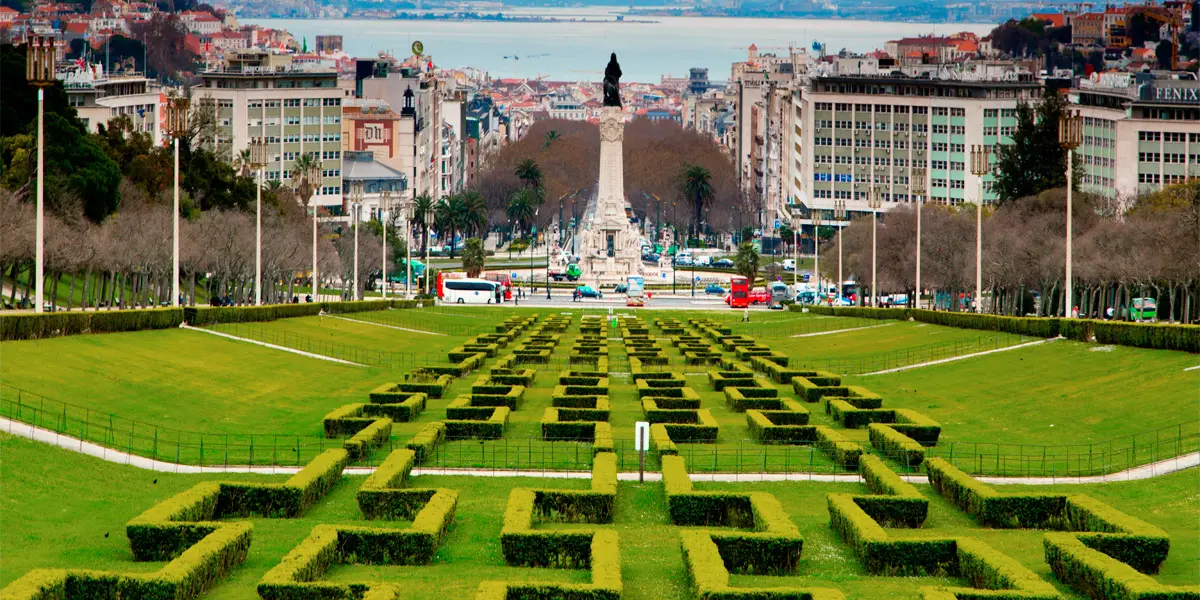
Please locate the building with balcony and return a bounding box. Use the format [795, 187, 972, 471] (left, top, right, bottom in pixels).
[60, 63, 164, 144]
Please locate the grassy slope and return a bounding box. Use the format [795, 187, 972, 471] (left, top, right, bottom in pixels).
[851, 340, 1200, 446]
[3, 433, 1195, 598]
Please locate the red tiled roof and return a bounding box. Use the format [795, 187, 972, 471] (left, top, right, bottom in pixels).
[1030, 12, 1066, 27]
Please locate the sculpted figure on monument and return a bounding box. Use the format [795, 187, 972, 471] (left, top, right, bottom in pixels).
[603, 53, 622, 108]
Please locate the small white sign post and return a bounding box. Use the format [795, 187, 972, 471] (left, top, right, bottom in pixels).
[634, 421, 650, 482]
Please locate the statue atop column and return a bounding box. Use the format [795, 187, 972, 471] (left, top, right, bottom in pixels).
[603, 53, 622, 108]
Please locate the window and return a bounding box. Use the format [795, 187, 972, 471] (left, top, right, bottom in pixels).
[284, 98, 301, 107]
[874, 104, 891, 113]
[894, 123, 909, 132]
[1000, 126, 1015, 136]
[304, 98, 320, 107]
[303, 115, 321, 125]
[304, 133, 320, 143]
[876, 121, 890, 131]
[894, 140, 908, 150]
[321, 150, 341, 159]
[933, 124, 948, 134]
[984, 109, 998, 118]
[894, 158, 908, 167]
[323, 98, 342, 107]
[894, 105, 910, 114]
[284, 134, 300, 143]
[932, 178, 947, 188]
[1139, 152, 1162, 162]
[914, 124, 928, 133]
[814, 137, 832, 146]
[950, 143, 965, 153]
[835, 138, 852, 147]
[1139, 131, 1162, 141]
[324, 115, 341, 124]
[931, 160, 948, 169]
[286, 116, 300, 125]
[855, 138, 870, 148]
[834, 155, 852, 165]
[1138, 173, 1161, 183]
[265, 117, 281, 126]
[1001, 109, 1016, 118]
[933, 107, 948, 116]
[835, 120, 852, 129]
[249, 100, 263, 109]
[1164, 132, 1185, 143]
[284, 151, 298, 161]
[950, 161, 965, 171]
[951, 107, 965, 117]
[913, 106, 929, 115]
[950, 180, 965, 189]
[817, 119, 832, 128]
[855, 104, 871, 112]
[265, 100, 281, 108]
[950, 125, 965, 135]
[874, 157, 891, 166]
[815, 102, 833, 111]
[874, 139, 891, 149]
[932, 142, 948, 152]
[855, 121, 871, 130]
[323, 133, 341, 142]
[835, 103, 851, 111]
[322, 168, 340, 177]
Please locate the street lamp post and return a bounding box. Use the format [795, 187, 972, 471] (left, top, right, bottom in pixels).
[834, 199, 846, 297]
[911, 167, 927, 310]
[27, 35, 54, 313]
[380, 190, 392, 299]
[812, 210, 823, 302]
[791, 217, 799, 288]
[969, 145, 991, 313]
[1059, 110, 1082, 318]
[348, 181, 364, 301]
[248, 137, 268, 305]
[301, 160, 322, 303]
[424, 204, 432, 296]
[867, 185, 882, 308]
[530, 208, 538, 297]
[164, 95, 190, 308]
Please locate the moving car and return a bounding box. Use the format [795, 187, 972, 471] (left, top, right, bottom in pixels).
[781, 259, 796, 272]
[712, 258, 734, 268]
[705, 283, 727, 295]
[614, 283, 628, 294]
[768, 282, 789, 309]
[575, 285, 603, 299]
[749, 288, 771, 304]
[549, 264, 583, 281]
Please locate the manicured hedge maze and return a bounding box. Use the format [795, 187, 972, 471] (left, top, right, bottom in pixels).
[259, 448, 458, 599]
[4, 448, 351, 598]
[543, 367, 615, 452]
[826, 455, 1061, 599]
[480, 453, 621, 599]
[923, 457, 1200, 600]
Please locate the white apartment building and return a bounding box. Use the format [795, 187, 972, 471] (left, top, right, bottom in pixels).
[1073, 72, 1200, 201]
[60, 63, 164, 145]
[792, 73, 1043, 219]
[361, 67, 443, 200]
[195, 51, 348, 213]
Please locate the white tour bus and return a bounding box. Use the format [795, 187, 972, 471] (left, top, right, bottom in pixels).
[442, 278, 501, 304]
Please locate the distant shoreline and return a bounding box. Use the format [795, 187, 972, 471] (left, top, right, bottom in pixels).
[248, 12, 989, 26]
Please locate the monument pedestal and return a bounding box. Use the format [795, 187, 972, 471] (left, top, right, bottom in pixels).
[579, 106, 643, 285]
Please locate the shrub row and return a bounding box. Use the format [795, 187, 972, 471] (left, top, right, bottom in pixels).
[342, 418, 392, 461]
[0, 307, 185, 341]
[405, 423, 445, 461]
[792, 376, 851, 403]
[444, 407, 509, 439]
[795, 305, 1199, 352]
[393, 375, 453, 399]
[489, 368, 536, 386]
[185, 299, 414, 327]
[680, 531, 846, 600]
[322, 403, 374, 437]
[642, 398, 703, 424]
[868, 424, 927, 468]
[216, 449, 348, 519]
[1044, 533, 1200, 600]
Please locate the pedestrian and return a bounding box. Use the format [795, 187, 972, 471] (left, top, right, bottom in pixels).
[742, 306, 750, 322]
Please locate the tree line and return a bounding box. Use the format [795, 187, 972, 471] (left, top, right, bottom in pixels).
[823, 186, 1199, 322]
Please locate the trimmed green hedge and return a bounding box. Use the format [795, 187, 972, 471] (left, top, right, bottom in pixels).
[1044, 533, 1200, 600]
[1, 307, 185, 341]
[792, 376, 851, 403]
[444, 407, 509, 439]
[396, 375, 453, 399]
[406, 423, 445, 461]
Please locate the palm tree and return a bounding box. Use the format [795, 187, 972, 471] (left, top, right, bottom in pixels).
[460, 190, 489, 238]
[515, 158, 543, 191]
[413, 193, 434, 254]
[680, 163, 713, 246]
[506, 188, 537, 239]
[290, 153, 321, 209]
[434, 195, 469, 258]
[462, 238, 486, 277]
[234, 148, 253, 177]
[778, 223, 794, 252]
[733, 242, 760, 282]
[543, 129, 561, 149]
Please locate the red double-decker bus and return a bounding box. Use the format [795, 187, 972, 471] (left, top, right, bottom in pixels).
[729, 276, 750, 308]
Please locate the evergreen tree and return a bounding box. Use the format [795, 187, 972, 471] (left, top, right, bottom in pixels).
[991, 93, 1077, 206]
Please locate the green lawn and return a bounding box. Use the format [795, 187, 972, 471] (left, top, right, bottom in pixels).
[3, 433, 1196, 599]
[852, 339, 1200, 448]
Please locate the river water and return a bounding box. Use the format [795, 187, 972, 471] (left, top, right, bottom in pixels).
[249, 10, 994, 83]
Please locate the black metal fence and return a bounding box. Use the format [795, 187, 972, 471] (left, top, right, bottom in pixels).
[790, 334, 1034, 375]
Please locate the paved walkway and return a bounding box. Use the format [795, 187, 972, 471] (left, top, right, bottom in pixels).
[182, 324, 365, 366]
[4, 417, 1194, 484]
[862, 337, 1058, 375]
[791, 323, 893, 338]
[325, 314, 445, 336]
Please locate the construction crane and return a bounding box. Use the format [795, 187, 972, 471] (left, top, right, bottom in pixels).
[1140, 1, 1183, 70]
[501, 53, 550, 78]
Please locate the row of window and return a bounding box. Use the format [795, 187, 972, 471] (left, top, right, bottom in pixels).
[248, 98, 342, 109]
[1084, 136, 1115, 149]
[1138, 131, 1197, 142]
[813, 102, 939, 115]
[982, 109, 1018, 119]
[1083, 117, 1116, 129]
[1083, 155, 1116, 168]
[814, 138, 919, 150]
[982, 126, 1018, 136]
[1083, 175, 1115, 187]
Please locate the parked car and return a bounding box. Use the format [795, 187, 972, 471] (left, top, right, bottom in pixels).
[749, 288, 771, 304]
[614, 283, 628, 294]
[642, 252, 661, 263]
[695, 255, 712, 267]
[705, 283, 726, 295]
[781, 259, 796, 272]
[712, 258, 734, 268]
[575, 285, 603, 299]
